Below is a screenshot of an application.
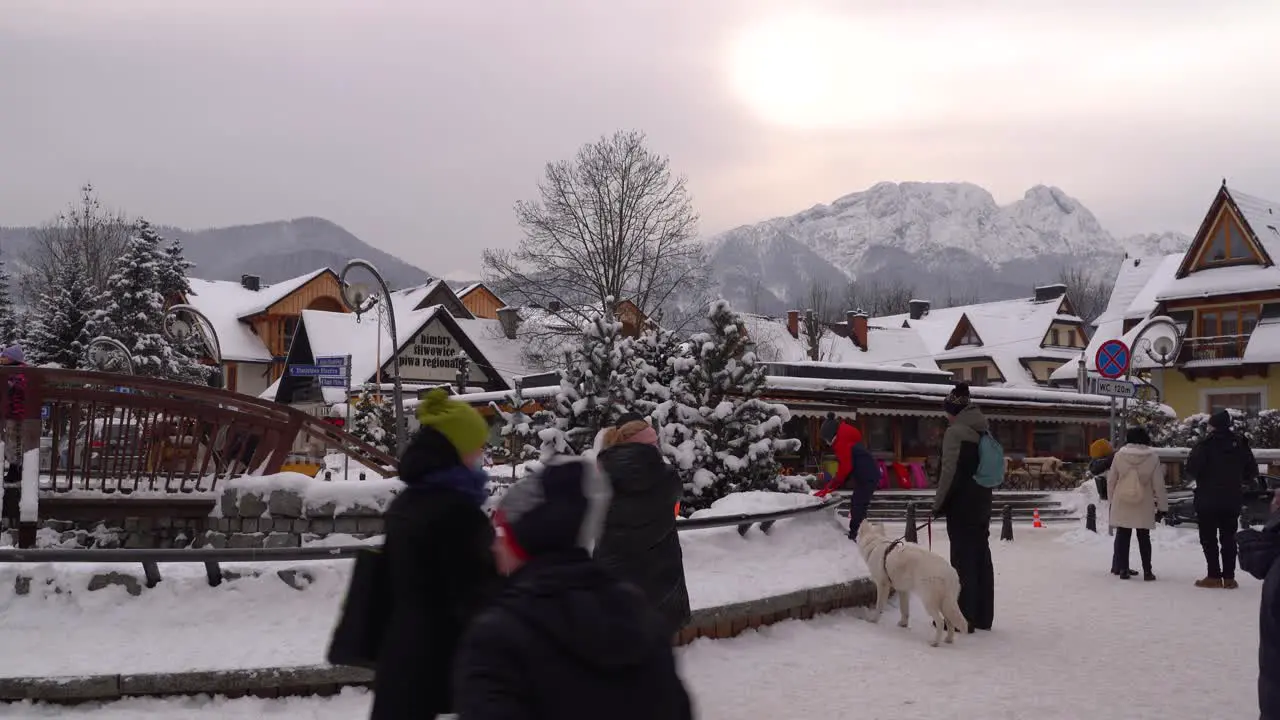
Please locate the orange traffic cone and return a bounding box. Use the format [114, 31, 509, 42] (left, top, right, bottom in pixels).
[1033, 508, 1043, 528]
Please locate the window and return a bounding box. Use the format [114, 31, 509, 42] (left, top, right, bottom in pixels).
[1068, 329, 1079, 347]
[901, 417, 946, 458]
[863, 416, 893, 454]
[1201, 215, 1255, 266]
[970, 366, 989, 386]
[283, 317, 300, 353]
[1049, 328, 1060, 346]
[1206, 392, 1264, 415]
[1197, 306, 1260, 338]
[958, 327, 981, 345]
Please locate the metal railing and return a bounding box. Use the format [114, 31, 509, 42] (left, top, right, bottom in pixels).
[1181, 334, 1250, 362]
[0, 497, 843, 587]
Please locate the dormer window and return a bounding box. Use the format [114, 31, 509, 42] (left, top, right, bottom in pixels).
[958, 327, 980, 346]
[1049, 328, 1060, 346]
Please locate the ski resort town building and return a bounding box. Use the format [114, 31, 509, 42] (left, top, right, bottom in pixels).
[1051, 183, 1280, 418]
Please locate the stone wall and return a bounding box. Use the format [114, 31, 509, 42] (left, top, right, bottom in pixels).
[197, 480, 399, 550]
[26, 516, 209, 551]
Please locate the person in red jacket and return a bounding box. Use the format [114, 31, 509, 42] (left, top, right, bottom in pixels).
[814, 413, 881, 540]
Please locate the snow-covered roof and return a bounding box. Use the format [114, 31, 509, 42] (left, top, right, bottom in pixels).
[453, 316, 536, 383]
[740, 314, 941, 371]
[876, 293, 1084, 388]
[184, 269, 334, 363]
[1157, 187, 1280, 301]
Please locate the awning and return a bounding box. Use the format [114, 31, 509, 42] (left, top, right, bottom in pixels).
[789, 409, 858, 420]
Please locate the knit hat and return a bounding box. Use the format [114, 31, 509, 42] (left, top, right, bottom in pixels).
[1125, 426, 1152, 446]
[601, 419, 657, 449]
[819, 413, 842, 446]
[1089, 439, 1113, 459]
[1209, 410, 1232, 431]
[493, 456, 611, 561]
[943, 383, 971, 416]
[0, 345, 24, 364]
[415, 388, 489, 458]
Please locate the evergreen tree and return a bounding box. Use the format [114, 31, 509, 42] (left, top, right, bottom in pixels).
[156, 237, 194, 302]
[0, 261, 17, 347]
[86, 219, 207, 382]
[490, 381, 553, 467]
[675, 300, 800, 512]
[350, 386, 391, 454]
[25, 255, 98, 368]
[545, 309, 635, 454]
[629, 326, 684, 417]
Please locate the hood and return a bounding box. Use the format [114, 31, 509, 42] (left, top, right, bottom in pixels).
[500, 550, 664, 671]
[831, 422, 863, 451]
[1239, 517, 1280, 581]
[1112, 444, 1159, 472]
[597, 442, 669, 495]
[951, 405, 989, 434]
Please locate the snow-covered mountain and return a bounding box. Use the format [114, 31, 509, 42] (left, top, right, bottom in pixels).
[708, 182, 1191, 313]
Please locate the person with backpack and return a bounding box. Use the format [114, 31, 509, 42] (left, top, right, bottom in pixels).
[932, 383, 998, 632]
[1089, 439, 1114, 501]
[1106, 426, 1169, 581]
[1238, 493, 1280, 719]
[814, 413, 882, 540]
[1186, 410, 1259, 589]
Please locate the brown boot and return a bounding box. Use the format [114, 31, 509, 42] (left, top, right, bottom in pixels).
[1223, 578, 1240, 589]
[1195, 577, 1224, 589]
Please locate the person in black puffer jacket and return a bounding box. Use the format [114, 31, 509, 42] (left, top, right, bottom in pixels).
[370, 389, 499, 720]
[1239, 497, 1280, 720]
[454, 457, 694, 720]
[1186, 410, 1259, 589]
[595, 413, 692, 639]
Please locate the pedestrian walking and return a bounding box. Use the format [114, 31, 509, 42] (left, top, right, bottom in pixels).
[814, 413, 881, 541]
[369, 389, 499, 720]
[1106, 427, 1169, 581]
[1186, 410, 1258, 589]
[932, 383, 994, 632]
[454, 457, 694, 720]
[595, 412, 692, 639]
[1239, 494, 1280, 719]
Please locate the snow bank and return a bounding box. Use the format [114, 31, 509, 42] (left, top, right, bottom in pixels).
[686, 490, 822, 519]
[217, 472, 405, 516]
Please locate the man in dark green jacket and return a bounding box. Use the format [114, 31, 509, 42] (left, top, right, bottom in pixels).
[932, 383, 994, 632]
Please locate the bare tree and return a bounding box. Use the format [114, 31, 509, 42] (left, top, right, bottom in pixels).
[799, 282, 837, 361]
[21, 184, 131, 302]
[1057, 265, 1114, 324]
[843, 276, 916, 317]
[939, 284, 980, 309]
[483, 130, 708, 343]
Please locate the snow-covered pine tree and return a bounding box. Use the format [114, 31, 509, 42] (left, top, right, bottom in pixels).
[629, 326, 683, 417]
[86, 219, 206, 382]
[350, 386, 391, 454]
[24, 254, 98, 368]
[0, 260, 17, 347]
[677, 300, 800, 512]
[156, 235, 212, 384]
[489, 380, 553, 468]
[545, 309, 634, 454]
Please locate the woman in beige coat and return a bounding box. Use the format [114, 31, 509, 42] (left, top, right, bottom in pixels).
[1107, 426, 1169, 581]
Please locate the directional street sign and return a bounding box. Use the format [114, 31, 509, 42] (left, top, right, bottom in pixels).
[315, 356, 347, 367]
[1092, 378, 1137, 399]
[318, 377, 349, 387]
[1095, 339, 1131, 380]
[289, 365, 345, 378]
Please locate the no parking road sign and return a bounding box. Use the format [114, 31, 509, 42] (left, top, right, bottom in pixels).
[1095, 339, 1130, 380]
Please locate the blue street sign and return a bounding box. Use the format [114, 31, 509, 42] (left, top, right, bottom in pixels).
[315, 356, 348, 367]
[1095, 339, 1131, 380]
[318, 377, 349, 387]
[41, 405, 50, 420]
[289, 365, 346, 378]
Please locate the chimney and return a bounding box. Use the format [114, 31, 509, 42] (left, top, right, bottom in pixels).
[1034, 283, 1067, 302]
[547, 300, 562, 313]
[850, 311, 869, 352]
[496, 307, 522, 340]
[786, 310, 800, 339]
[908, 299, 930, 321]
[240, 274, 261, 292]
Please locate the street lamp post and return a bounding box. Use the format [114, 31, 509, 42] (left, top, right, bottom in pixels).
[340, 259, 406, 452]
[87, 337, 135, 375]
[164, 304, 223, 387]
[1121, 316, 1184, 445]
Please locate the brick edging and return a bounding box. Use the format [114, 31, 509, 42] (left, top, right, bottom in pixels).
[0, 578, 875, 705]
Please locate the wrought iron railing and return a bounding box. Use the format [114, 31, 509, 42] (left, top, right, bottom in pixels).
[1181, 334, 1250, 362]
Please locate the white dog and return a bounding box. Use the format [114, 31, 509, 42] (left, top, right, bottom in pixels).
[855, 520, 968, 647]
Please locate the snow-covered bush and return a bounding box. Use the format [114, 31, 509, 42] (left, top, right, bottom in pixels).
[350, 386, 395, 454]
[543, 308, 635, 454]
[490, 381, 555, 467]
[1142, 408, 1280, 449]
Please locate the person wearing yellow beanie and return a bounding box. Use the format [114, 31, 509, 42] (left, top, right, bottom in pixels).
[369, 386, 499, 719]
[1090, 439, 1114, 459]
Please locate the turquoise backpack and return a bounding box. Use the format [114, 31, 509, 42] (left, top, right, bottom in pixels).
[974, 432, 1005, 488]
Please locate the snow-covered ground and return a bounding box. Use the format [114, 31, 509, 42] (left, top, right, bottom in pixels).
[0, 493, 858, 677]
[2, 522, 1262, 719]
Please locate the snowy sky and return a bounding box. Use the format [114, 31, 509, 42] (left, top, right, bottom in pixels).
[3, 0, 1279, 277]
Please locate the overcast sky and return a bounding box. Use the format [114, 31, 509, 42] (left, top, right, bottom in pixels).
[3, 0, 1279, 278]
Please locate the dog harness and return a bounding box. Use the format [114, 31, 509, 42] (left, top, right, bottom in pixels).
[882, 538, 905, 578]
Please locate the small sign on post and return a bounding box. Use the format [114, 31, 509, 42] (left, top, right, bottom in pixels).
[1092, 378, 1138, 399]
[1095, 339, 1131, 380]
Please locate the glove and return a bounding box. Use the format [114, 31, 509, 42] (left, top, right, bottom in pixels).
[814, 487, 831, 498]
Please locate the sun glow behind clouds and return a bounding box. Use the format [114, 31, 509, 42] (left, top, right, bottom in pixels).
[725, 9, 1279, 131]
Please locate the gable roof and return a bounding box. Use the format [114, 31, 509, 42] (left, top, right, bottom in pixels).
[185, 268, 339, 363]
[876, 293, 1085, 387]
[740, 314, 941, 371]
[458, 282, 505, 305]
[410, 279, 474, 319]
[1159, 185, 1280, 301]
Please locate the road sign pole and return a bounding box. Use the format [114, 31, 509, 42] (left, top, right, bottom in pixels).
[344, 354, 352, 482]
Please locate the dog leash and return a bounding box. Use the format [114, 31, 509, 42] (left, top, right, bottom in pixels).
[891, 518, 934, 550]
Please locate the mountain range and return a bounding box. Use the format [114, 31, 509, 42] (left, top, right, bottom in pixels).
[708, 182, 1191, 314]
[0, 217, 431, 290]
[1, 182, 1192, 311]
